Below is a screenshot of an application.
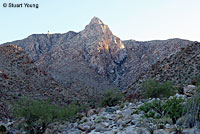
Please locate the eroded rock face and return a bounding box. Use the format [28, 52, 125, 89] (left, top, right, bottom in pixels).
[76, 17, 128, 85]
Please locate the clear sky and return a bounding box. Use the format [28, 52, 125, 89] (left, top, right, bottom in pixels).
[0, 0, 200, 44]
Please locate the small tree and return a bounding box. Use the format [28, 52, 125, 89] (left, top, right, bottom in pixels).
[142, 78, 176, 98]
[100, 89, 124, 107]
[13, 98, 81, 134]
[163, 97, 184, 124]
[138, 97, 184, 124]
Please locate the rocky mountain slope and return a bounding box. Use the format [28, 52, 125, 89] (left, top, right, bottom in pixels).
[127, 42, 200, 92]
[121, 38, 193, 88]
[1, 17, 194, 90]
[3, 17, 119, 91]
[0, 45, 78, 120]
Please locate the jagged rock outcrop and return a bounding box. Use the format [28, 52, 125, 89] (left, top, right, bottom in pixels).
[76, 17, 127, 85]
[127, 42, 200, 92]
[53, 17, 127, 86]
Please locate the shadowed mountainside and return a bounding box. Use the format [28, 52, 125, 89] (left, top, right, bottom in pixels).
[127, 42, 200, 93]
[0, 45, 101, 119]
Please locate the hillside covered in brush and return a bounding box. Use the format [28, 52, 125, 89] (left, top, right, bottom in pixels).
[0, 45, 74, 120]
[127, 42, 200, 92]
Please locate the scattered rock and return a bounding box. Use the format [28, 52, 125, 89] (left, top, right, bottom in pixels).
[105, 107, 116, 113]
[153, 129, 171, 134]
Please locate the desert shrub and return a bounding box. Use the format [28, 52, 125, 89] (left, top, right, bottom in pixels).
[183, 87, 200, 128]
[154, 117, 173, 125]
[13, 98, 82, 134]
[162, 97, 184, 124]
[139, 97, 184, 123]
[0, 125, 6, 133]
[100, 88, 124, 107]
[142, 78, 176, 98]
[139, 99, 163, 119]
[177, 86, 184, 94]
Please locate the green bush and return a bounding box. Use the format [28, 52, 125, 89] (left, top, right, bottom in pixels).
[13, 98, 82, 133]
[142, 79, 176, 98]
[0, 125, 6, 133]
[138, 97, 184, 124]
[162, 97, 184, 124]
[139, 99, 162, 119]
[100, 89, 124, 107]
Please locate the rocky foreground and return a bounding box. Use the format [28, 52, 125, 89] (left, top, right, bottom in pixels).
[48, 94, 200, 134]
[1, 85, 200, 134]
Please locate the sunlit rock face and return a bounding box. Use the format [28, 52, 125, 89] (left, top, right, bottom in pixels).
[77, 17, 128, 85]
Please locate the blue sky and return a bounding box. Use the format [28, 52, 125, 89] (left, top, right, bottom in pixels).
[0, 0, 200, 44]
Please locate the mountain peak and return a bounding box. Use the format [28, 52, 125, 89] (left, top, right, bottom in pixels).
[82, 17, 111, 37]
[89, 17, 104, 25]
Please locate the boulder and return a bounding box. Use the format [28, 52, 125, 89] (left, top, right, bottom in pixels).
[182, 127, 200, 134]
[184, 85, 196, 96]
[124, 127, 151, 134]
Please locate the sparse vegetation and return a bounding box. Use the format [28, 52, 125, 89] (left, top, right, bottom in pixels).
[162, 97, 184, 124]
[139, 97, 184, 124]
[139, 99, 163, 119]
[0, 125, 6, 133]
[142, 78, 176, 98]
[100, 88, 124, 107]
[13, 98, 83, 134]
